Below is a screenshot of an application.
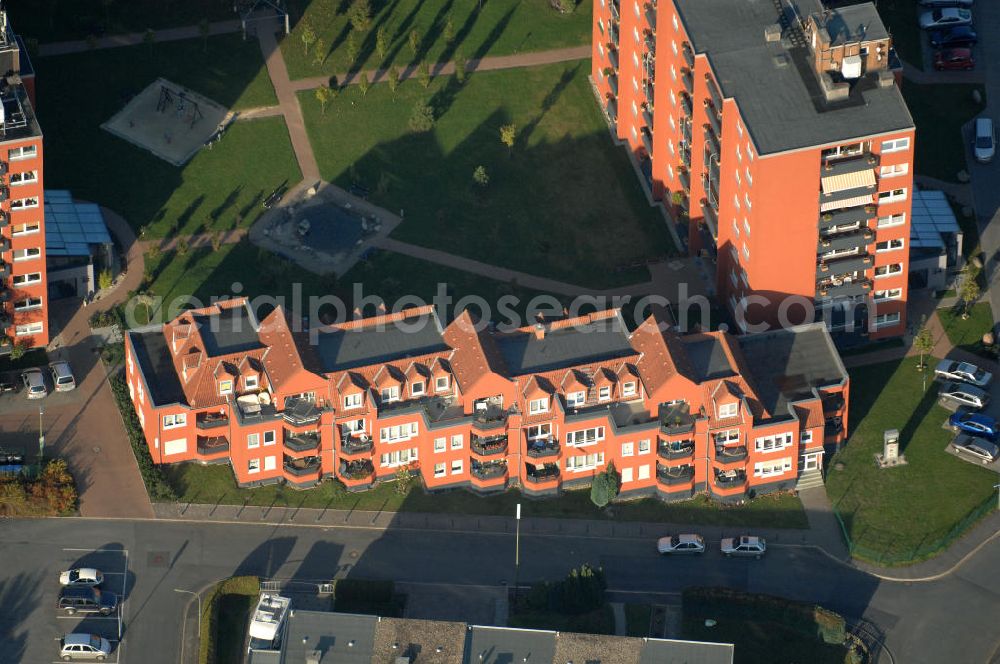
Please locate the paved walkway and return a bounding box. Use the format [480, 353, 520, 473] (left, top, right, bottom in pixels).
[900, 58, 985, 86]
[610, 602, 627, 636]
[37, 19, 242, 57]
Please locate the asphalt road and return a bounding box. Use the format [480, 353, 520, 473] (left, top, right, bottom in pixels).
[1, 518, 998, 664]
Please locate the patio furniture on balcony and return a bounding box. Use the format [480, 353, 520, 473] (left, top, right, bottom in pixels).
[283, 398, 322, 426]
[681, 42, 694, 68]
[196, 411, 230, 430]
[658, 439, 694, 460]
[340, 434, 373, 454]
[339, 459, 375, 480]
[285, 430, 320, 452]
[681, 68, 693, 94]
[196, 435, 230, 455]
[284, 455, 321, 476]
[660, 402, 695, 434]
[471, 460, 508, 480]
[471, 433, 508, 456]
[715, 445, 748, 463]
[524, 463, 560, 484]
[714, 469, 746, 487]
[657, 463, 695, 485]
[526, 437, 560, 458]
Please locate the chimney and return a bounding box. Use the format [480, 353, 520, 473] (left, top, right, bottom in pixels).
[353, 307, 362, 319]
[305, 650, 322, 664]
[533, 323, 546, 340]
[764, 24, 781, 42]
[876, 69, 895, 88]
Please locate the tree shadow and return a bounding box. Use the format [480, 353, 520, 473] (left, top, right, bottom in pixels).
[519, 64, 579, 144]
[210, 185, 244, 221]
[0, 570, 48, 661]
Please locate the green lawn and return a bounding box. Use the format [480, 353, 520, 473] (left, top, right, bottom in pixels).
[826, 358, 997, 564]
[509, 605, 616, 635]
[300, 62, 674, 288]
[875, 0, 923, 69]
[625, 603, 652, 637]
[11, 0, 234, 43]
[216, 594, 256, 664]
[938, 303, 994, 358]
[902, 82, 987, 182]
[280, 0, 592, 80]
[164, 462, 808, 527]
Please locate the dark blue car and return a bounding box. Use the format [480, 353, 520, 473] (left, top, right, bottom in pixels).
[948, 411, 999, 441]
[929, 25, 978, 49]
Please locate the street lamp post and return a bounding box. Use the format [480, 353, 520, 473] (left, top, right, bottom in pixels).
[37, 404, 45, 467]
[513, 503, 521, 609]
[174, 588, 202, 637]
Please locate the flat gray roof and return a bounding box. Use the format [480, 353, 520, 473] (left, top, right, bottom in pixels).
[128, 328, 185, 406]
[316, 314, 449, 372]
[736, 323, 847, 413]
[494, 317, 635, 375]
[675, 0, 913, 154]
[281, 611, 378, 664]
[462, 625, 557, 664]
[684, 337, 735, 381]
[194, 304, 264, 357]
[640, 637, 735, 664]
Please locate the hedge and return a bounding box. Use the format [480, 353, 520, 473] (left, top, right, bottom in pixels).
[200, 576, 260, 664]
[333, 579, 404, 617]
[524, 564, 607, 616]
[108, 370, 177, 502]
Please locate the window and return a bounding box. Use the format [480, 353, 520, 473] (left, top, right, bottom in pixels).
[622, 442, 634, 457]
[434, 437, 446, 452]
[881, 137, 910, 153]
[244, 375, 259, 390]
[381, 385, 400, 402]
[874, 263, 903, 279]
[754, 432, 792, 453]
[380, 422, 419, 442]
[880, 163, 909, 178]
[671, 64, 677, 81]
[264, 456, 276, 471]
[669, 114, 676, 130]
[875, 312, 901, 328]
[380, 448, 418, 467]
[733, 194, 741, 210]
[529, 397, 548, 414]
[753, 457, 792, 477]
[13, 297, 42, 311]
[714, 429, 740, 444]
[638, 439, 651, 455]
[344, 392, 363, 409]
[411, 381, 425, 396]
[734, 169, 741, 187]
[218, 379, 233, 395]
[11, 222, 39, 237]
[263, 430, 276, 446]
[435, 376, 450, 392]
[638, 464, 650, 480]
[718, 402, 738, 419]
[746, 142, 754, 161]
[671, 39, 678, 54]
[744, 193, 752, 209]
[631, 100, 638, 118]
[732, 219, 740, 237]
[877, 213, 905, 229]
[743, 218, 751, 235]
[737, 120, 743, 137]
[8, 145, 37, 160]
[450, 434, 463, 450]
[527, 424, 551, 440]
[672, 14, 679, 30]
[876, 238, 904, 253]
[874, 288, 903, 302]
[248, 458, 260, 474]
[451, 459, 463, 475]
[12, 273, 40, 287]
[801, 430, 813, 444]
[622, 467, 634, 483]
[566, 390, 586, 407]
[878, 188, 907, 204]
[566, 427, 606, 446]
[742, 243, 749, 260]
[247, 433, 260, 449]
[434, 462, 446, 478]
[9, 170, 38, 186]
[670, 90, 677, 106]
[745, 167, 753, 186]
[10, 197, 39, 209]
[599, 386, 611, 401]
[623, 381, 637, 397]
[163, 414, 186, 429]
[668, 165, 674, 181]
[12, 247, 40, 261]
[736, 144, 743, 162]
[566, 452, 605, 471]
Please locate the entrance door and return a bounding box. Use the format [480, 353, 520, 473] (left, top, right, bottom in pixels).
[802, 454, 819, 471]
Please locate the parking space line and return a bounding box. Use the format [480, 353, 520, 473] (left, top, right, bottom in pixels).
[55, 615, 119, 620]
[61, 548, 128, 553]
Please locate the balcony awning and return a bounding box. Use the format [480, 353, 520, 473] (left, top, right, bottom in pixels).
[820, 195, 873, 213]
[821, 169, 876, 195]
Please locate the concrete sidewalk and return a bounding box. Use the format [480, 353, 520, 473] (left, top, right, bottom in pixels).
[38, 19, 242, 57]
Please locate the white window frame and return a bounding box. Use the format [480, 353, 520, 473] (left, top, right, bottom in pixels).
[566, 452, 605, 472]
[598, 386, 612, 402]
[411, 380, 425, 396]
[879, 163, 909, 178]
[622, 467, 634, 483]
[451, 459, 463, 475]
[380, 447, 418, 468]
[529, 397, 548, 414]
[12, 247, 41, 261]
[380, 422, 419, 443]
[434, 437, 446, 453]
[714, 429, 740, 444]
[566, 390, 586, 407]
[381, 385, 400, 402]
[450, 434, 463, 450]
[9, 170, 38, 186]
[718, 402, 738, 419]
[621, 442, 634, 457]
[12, 272, 41, 285]
[753, 457, 792, 477]
[263, 430, 276, 446]
[10, 197, 39, 210]
[874, 263, 904, 279]
[219, 379, 233, 395]
[881, 137, 910, 153]
[874, 288, 903, 302]
[875, 312, 901, 328]
[162, 413, 187, 429]
[623, 381, 637, 397]
[638, 464, 650, 480]
[13, 296, 42, 311]
[344, 392, 363, 409]
[876, 238, 904, 253]
[264, 456, 277, 471]
[566, 427, 606, 447]
[754, 432, 793, 453]
[801, 430, 813, 444]
[877, 213, 905, 229]
[527, 424, 552, 440]
[247, 433, 260, 449]
[435, 375, 450, 392]
[8, 145, 37, 160]
[244, 374, 259, 390]
[877, 188, 907, 204]
[248, 458, 261, 474]
[434, 462, 446, 478]
[638, 439, 651, 455]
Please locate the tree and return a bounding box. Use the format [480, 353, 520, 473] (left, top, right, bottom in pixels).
[312, 37, 327, 66]
[417, 61, 431, 88]
[357, 71, 372, 96]
[348, 0, 372, 31]
[376, 25, 389, 62]
[8, 340, 25, 361]
[409, 29, 421, 57]
[472, 165, 489, 187]
[913, 315, 935, 372]
[345, 34, 360, 66]
[959, 263, 981, 319]
[500, 123, 516, 154]
[408, 99, 435, 132]
[443, 14, 456, 43]
[554, 0, 577, 13]
[454, 50, 467, 83]
[315, 84, 336, 115]
[300, 21, 317, 55]
[176, 236, 190, 257]
[394, 465, 415, 495]
[135, 291, 156, 325]
[590, 462, 620, 508]
[198, 18, 210, 51]
[387, 66, 401, 98]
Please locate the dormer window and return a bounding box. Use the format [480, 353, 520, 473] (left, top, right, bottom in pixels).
[344, 392, 363, 409]
[381, 386, 400, 402]
[623, 381, 637, 397]
[718, 402, 738, 419]
[245, 375, 259, 390]
[529, 397, 548, 415]
[219, 379, 233, 395]
[435, 376, 450, 392]
[411, 381, 425, 396]
[567, 391, 586, 407]
[598, 386, 612, 402]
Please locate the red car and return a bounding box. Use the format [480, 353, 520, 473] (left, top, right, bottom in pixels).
[934, 48, 975, 70]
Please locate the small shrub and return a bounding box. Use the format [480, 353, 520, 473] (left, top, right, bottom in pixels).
[472, 165, 489, 187]
[8, 341, 25, 361]
[176, 237, 190, 257]
[98, 269, 114, 290]
[200, 576, 260, 664]
[348, 0, 372, 31]
[417, 61, 431, 88]
[408, 99, 435, 132]
[108, 371, 178, 502]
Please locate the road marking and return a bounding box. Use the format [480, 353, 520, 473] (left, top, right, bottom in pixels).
[606, 588, 683, 596]
[61, 547, 130, 553]
[56, 614, 119, 620]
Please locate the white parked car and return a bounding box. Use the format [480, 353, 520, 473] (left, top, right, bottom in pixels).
[974, 117, 995, 164]
[21, 368, 47, 399]
[939, 381, 990, 410]
[657, 534, 705, 555]
[950, 433, 1000, 464]
[59, 568, 104, 588]
[935, 359, 992, 387]
[919, 7, 972, 29]
[50, 361, 76, 392]
[721, 535, 767, 558]
[59, 633, 111, 661]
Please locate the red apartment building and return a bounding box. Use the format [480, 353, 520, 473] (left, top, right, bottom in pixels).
[125, 299, 849, 501]
[593, 0, 915, 342]
[0, 13, 47, 350]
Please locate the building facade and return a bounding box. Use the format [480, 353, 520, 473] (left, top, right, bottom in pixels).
[0, 13, 47, 351]
[125, 299, 849, 502]
[593, 0, 914, 342]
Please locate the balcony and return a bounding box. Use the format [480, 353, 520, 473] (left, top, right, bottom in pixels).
[822, 151, 878, 175]
[605, 98, 617, 124]
[817, 253, 873, 278]
[680, 92, 692, 117]
[283, 398, 322, 426]
[0, 188, 7, 203]
[680, 144, 691, 168]
[473, 400, 508, 430]
[644, 33, 655, 56]
[681, 67, 693, 94]
[341, 435, 373, 455]
[284, 455, 321, 477]
[681, 42, 694, 68]
[0, 262, 8, 279]
[818, 227, 873, 254]
[471, 433, 508, 457]
[714, 469, 746, 488]
[817, 278, 873, 300]
[0, 314, 12, 329]
[284, 429, 320, 452]
[607, 73, 618, 96]
[657, 463, 695, 486]
[642, 81, 654, 104]
[703, 126, 720, 159]
[702, 175, 719, 211]
[825, 416, 844, 437]
[823, 394, 845, 414]
[0, 238, 9, 253]
[660, 402, 695, 434]
[678, 167, 690, 191]
[643, 56, 655, 82]
[715, 445, 748, 463]
[645, 2, 656, 29]
[610, 25, 619, 47]
[610, 0, 619, 20]
[700, 200, 718, 239]
[706, 76, 724, 113]
[642, 104, 654, 129]
[339, 459, 374, 481]
[196, 435, 230, 456]
[524, 463, 560, 484]
[196, 412, 230, 430]
[819, 206, 873, 232]
[680, 117, 692, 144]
[704, 100, 722, 138]
[658, 439, 694, 460]
[607, 46, 619, 70]
[820, 185, 876, 211]
[0, 213, 8, 229]
[471, 460, 508, 480]
[526, 437, 560, 458]
[641, 128, 653, 156]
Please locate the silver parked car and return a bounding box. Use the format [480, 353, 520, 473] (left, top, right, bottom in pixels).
[59, 633, 111, 661]
[950, 433, 1000, 464]
[657, 534, 705, 555]
[939, 381, 989, 410]
[59, 568, 104, 588]
[721, 535, 767, 558]
[21, 368, 47, 399]
[50, 361, 77, 392]
[935, 360, 992, 387]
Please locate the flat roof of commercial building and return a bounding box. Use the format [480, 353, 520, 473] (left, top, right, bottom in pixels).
[128, 328, 186, 406]
[494, 316, 635, 375]
[44, 190, 112, 257]
[193, 304, 264, 357]
[316, 312, 450, 372]
[675, 0, 913, 155]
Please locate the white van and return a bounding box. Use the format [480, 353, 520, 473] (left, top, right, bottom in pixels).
[974, 117, 995, 163]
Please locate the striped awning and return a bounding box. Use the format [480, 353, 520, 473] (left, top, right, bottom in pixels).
[821, 169, 876, 195]
[821, 195, 873, 213]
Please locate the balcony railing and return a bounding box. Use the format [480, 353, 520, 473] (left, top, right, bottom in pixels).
[705, 100, 722, 137]
[641, 128, 653, 156]
[471, 460, 508, 480]
[526, 437, 560, 458]
[645, 2, 656, 29]
[642, 104, 654, 129]
[0, 213, 8, 229]
[822, 151, 878, 173]
[678, 167, 690, 191]
[284, 455, 321, 477]
[197, 435, 230, 456]
[339, 460, 375, 480]
[680, 144, 691, 168]
[818, 227, 873, 254]
[341, 436, 373, 454]
[283, 398, 322, 426]
[817, 253, 873, 278]
[607, 46, 619, 70]
[714, 470, 747, 487]
[610, 26, 619, 47]
[702, 175, 719, 212]
[0, 262, 9, 279]
[644, 33, 655, 56]
[0, 238, 9, 252]
[285, 430, 320, 452]
[681, 68, 693, 94]
[714, 445, 748, 463]
[610, 0, 620, 20]
[471, 434, 508, 457]
[706, 75, 724, 112]
[700, 200, 718, 239]
[608, 73, 618, 96]
[817, 278, 873, 299]
[658, 439, 694, 461]
[525, 464, 560, 484]
[681, 42, 694, 68]
[642, 81, 654, 104]
[657, 463, 695, 485]
[703, 126, 720, 159]
[819, 207, 871, 232]
[660, 402, 695, 434]
[196, 412, 230, 430]
[680, 92, 692, 118]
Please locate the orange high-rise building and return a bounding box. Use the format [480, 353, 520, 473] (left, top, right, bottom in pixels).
[593, 0, 914, 341]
